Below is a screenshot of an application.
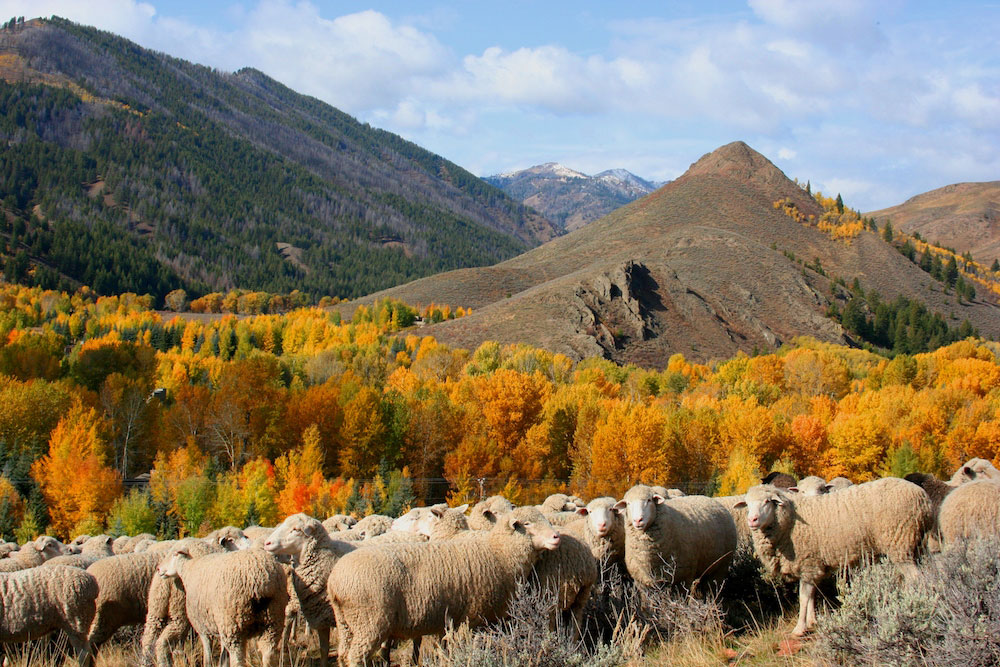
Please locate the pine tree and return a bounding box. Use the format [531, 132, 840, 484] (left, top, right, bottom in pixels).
[882, 220, 894, 243]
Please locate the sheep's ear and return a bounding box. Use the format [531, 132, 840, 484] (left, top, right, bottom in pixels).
[482, 509, 495, 520]
[103, 536, 113, 546]
[964, 466, 975, 479]
[302, 522, 318, 537]
[612, 500, 627, 514]
[453, 503, 469, 514]
[824, 484, 836, 492]
[652, 494, 666, 505]
[733, 500, 747, 509]
[430, 506, 447, 518]
[774, 495, 786, 506]
[175, 547, 191, 558]
[787, 487, 799, 493]
[575, 507, 589, 516]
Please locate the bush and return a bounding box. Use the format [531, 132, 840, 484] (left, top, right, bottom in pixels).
[815, 538, 1000, 666]
[106, 489, 157, 537]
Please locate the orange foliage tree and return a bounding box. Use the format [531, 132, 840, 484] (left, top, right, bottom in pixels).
[32, 402, 123, 538]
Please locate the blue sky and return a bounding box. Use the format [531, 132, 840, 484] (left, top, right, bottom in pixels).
[2, 0, 998, 210]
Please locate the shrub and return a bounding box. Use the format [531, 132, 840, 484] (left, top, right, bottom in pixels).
[106, 488, 157, 537]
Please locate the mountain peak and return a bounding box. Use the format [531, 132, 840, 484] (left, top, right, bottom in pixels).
[683, 141, 790, 191]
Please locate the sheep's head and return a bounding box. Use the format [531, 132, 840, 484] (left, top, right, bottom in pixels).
[789, 476, 828, 497]
[579, 497, 620, 538]
[951, 458, 1000, 484]
[407, 504, 468, 538]
[157, 547, 191, 578]
[323, 514, 357, 532]
[264, 513, 320, 556]
[391, 504, 448, 533]
[502, 507, 560, 551]
[354, 514, 393, 539]
[735, 485, 790, 532]
[614, 485, 665, 531]
[34, 536, 66, 560]
[214, 526, 251, 551]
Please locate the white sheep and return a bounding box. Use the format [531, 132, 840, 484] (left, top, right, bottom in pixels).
[789, 475, 828, 496]
[321, 514, 357, 532]
[650, 485, 686, 499]
[157, 546, 288, 667]
[87, 551, 164, 651]
[263, 513, 357, 667]
[713, 494, 751, 547]
[43, 535, 114, 569]
[561, 496, 625, 565]
[949, 457, 1000, 484]
[139, 537, 226, 667]
[328, 506, 561, 666]
[0, 536, 69, 572]
[615, 485, 737, 591]
[467, 495, 514, 530]
[538, 493, 585, 513]
[0, 564, 99, 665]
[938, 479, 1000, 544]
[353, 514, 394, 539]
[826, 476, 853, 491]
[736, 478, 932, 636]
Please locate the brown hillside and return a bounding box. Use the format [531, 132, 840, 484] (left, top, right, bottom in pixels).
[867, 182, 1000, 264]
[346, 143, 1000, 367]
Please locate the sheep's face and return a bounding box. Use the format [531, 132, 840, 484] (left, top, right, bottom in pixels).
[392, 506, 437, 533]
[408, 504, 468, 538]
[615, 486, 665, 531]
[736, 486, 787, 531]
[789, 476, 828, 497]
[218, 531, 251, 551]
[951, 458, 1000, 485]
[506, 508, 561, 551]
[157, 549, 190, 578]
[35, 536, 65, 560]
[583, 498, 619, 538]
[324, 515, 357, 532]
[263, 514, 317, 556]
[355, 515, 392, 539]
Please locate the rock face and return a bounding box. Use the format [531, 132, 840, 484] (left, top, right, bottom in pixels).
[342, 142, 1000, 367]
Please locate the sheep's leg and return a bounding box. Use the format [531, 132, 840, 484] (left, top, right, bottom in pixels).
[225, 638, 246, 667]
[199, 633, 213, 667]
[792, 580, 816, 637]
[316, 626, 330, 667]
[410, 637, 422, 665]
[346, 630, 381, 667]
[257, 620, 282, 667]
[336, 619, 353, 667]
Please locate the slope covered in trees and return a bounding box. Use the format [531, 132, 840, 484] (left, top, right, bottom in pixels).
[0, 18, 556, 303]
[0, 281, 998, 541]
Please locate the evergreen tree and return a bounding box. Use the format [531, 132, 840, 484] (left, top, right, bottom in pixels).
[991, 258, 999, 273]
[944, 256, 959, 287]
[835, 193, 844, 214]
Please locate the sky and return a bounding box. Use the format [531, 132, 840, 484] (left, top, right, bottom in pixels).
[2, 0, 999, 211]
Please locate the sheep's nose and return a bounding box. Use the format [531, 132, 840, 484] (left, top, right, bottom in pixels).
[597, 521, 607, 531]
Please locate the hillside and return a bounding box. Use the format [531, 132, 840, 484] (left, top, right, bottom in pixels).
[346, 142, 1000, 366]
[867, 181, 1000, 264]
[0, 18, 556, 301]
[485, 163, 660, 231]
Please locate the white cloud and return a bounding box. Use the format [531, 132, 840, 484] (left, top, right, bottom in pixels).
[777, 148, 797, 160]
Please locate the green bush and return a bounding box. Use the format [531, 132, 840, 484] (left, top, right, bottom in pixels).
[106, 489, 157, 537]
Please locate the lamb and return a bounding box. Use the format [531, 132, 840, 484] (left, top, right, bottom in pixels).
[87, 551, 165, 650]
[263, 513, 357, 667]
[0, 536, 69, 572]
[139, 537, 225, 667]
[826, 476, 853, 491]
[790, 475, 828, 496]
[0, 564, 99, 665]
[43, 535, 114, 569]
[322, 514, 357, 532]
[467, 495, 514, 530]
[615, 485, 737, 591]
[328, 506, 561, 666]
[736, 478, 932, 636]
[938, 480, 1000, 544]
[157, 546, 288, 667]
[561, 496, 626, 565]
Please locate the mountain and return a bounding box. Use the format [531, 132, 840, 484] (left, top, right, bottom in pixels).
[867, 182, 1000, 264]
[0, 18, 556, 301]
[485, 163, 662, 231]
[344, 142, 1000, 366]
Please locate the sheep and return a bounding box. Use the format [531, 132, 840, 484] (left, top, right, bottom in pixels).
[0, 564, 99, 665]
[321, 514, 357, 532]
[468, 495, 514, 530]
[390, 503, 451, 533]
[242, 525, 274, 543]
[0, 542, 17, 558]
[69, 534, 92, 553]
[121, 533, 157, 553]
[538, 493, 584, 513]
[561, 496, 626, 565]
[157, 546, 288, 667]
[650, 485, 686, 499]
[826, 476, 853, 491]
[615, 485, 737, 591]
[139, 537, 225, 667]
[205, 525, 251, 551]
[43, 535, 114, 569]
[263, 513, 357, 667]
[0, 536, 68, 572]
[532, 531, 598, 635]
[761, 472, 797, 489]
[111, 535, 131, 554]
[328, 506, 561, 666]
[736, 478, 932, 636]
[789, 475, 828, 496]
[544, 510, 588, 527]
[938, 480, 1000, 544]
[949, 457, 1000, 484]
[353, 514, 394, 539]
[905, 472, 955, 515]
[86, 551, 165, 650]
[713, 495, 751, 547]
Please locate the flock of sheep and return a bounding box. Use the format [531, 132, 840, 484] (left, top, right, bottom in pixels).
[0, 458, 998, 666]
